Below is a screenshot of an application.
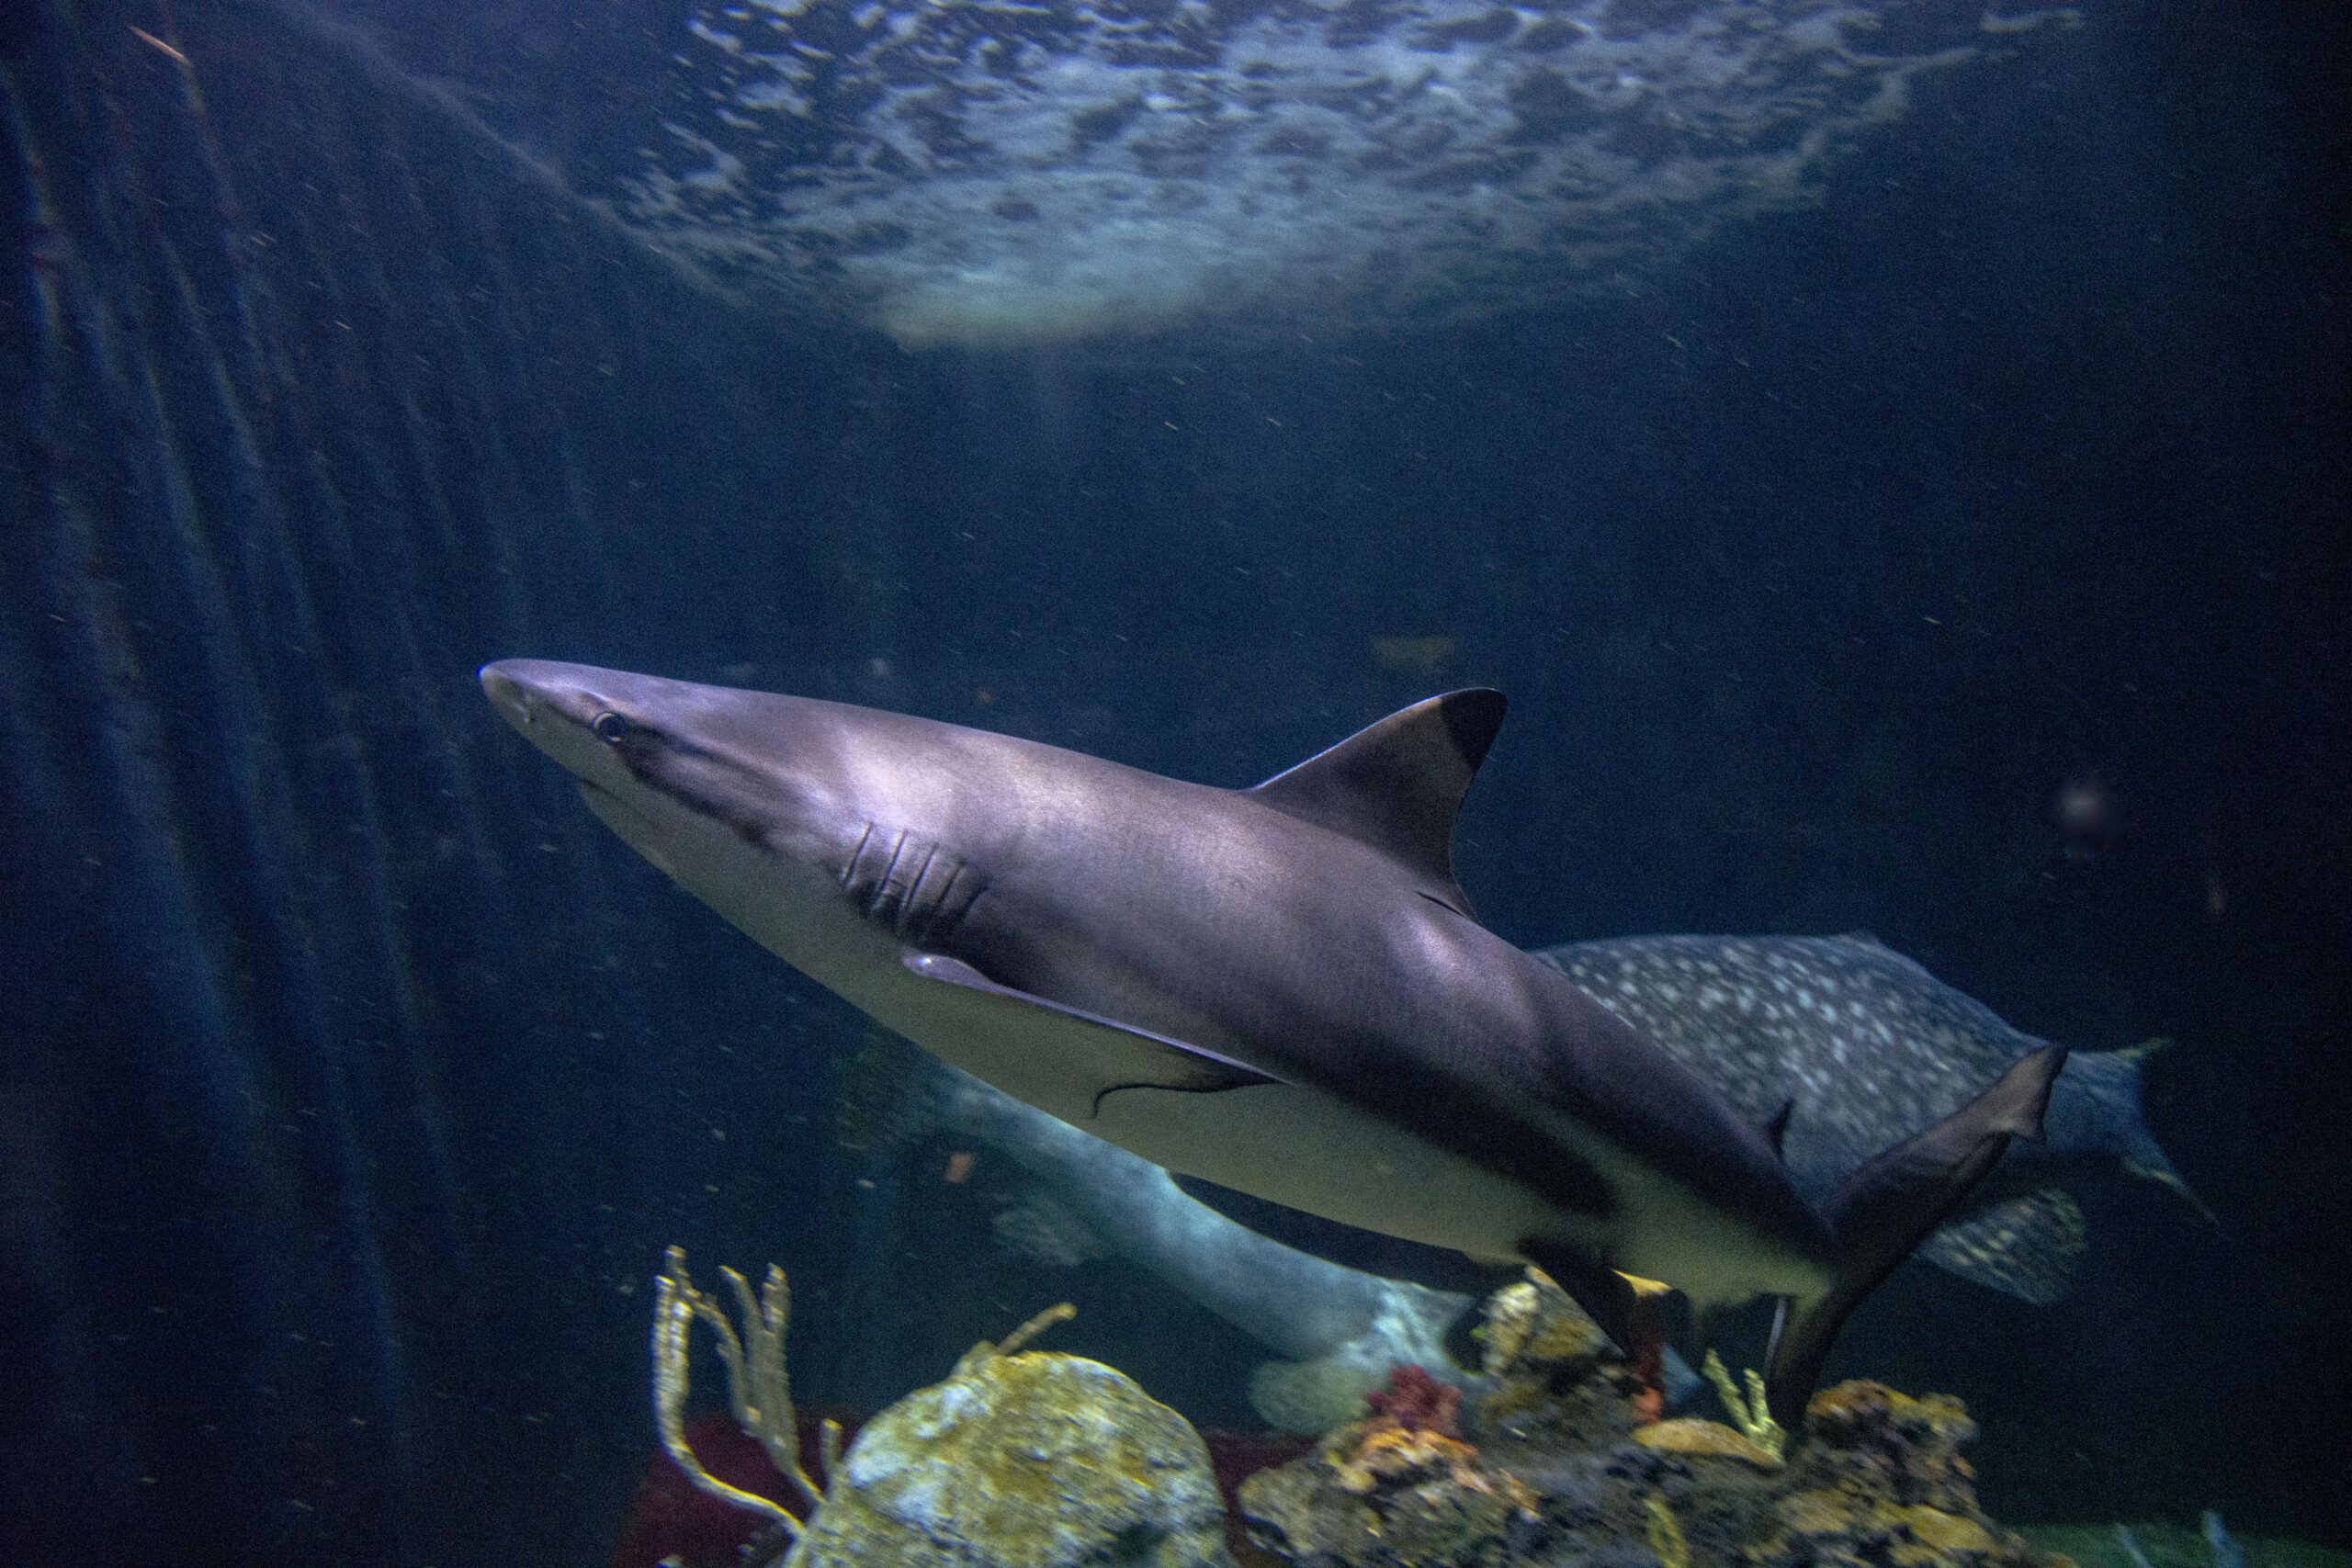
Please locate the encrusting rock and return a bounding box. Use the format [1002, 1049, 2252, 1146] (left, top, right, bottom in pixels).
[1743, 1381, 2041, 1568]
[785, 1342, 1232, 1568]
[1636, 1417, 1785, 1471]
[1239, 1361, 1543, 1567]
[1236, 1272, 2078, 1568]
[641, 1251, 2069, 1568]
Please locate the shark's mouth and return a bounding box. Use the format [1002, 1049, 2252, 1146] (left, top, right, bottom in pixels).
[591, 0, 2079, 347]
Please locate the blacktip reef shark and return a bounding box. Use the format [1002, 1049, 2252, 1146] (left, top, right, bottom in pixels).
[481, 660, 2064, 1424]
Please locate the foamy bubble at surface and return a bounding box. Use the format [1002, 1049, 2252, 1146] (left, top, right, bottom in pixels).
[610, 0, 2078, 345]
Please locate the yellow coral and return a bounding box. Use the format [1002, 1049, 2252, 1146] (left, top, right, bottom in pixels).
[1328, 1425, 1541, 1517]
[1331, 1427, 1482, 1494]
[1702, 1348, 1786, 1461]
[1634, 1416, 1785, 1470]
[650, 1246, 822, 1536]
[948, 1299, 1076, 1377]
[1778, 1489, 1856, 1537]
[1903, 1506, 1997, 1555]
[1647, 1495, 1692, 1568]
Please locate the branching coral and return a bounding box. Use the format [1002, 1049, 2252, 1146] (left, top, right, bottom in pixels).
[650, 1243, 1079, 1558]
[650, 1245, 833, 1539]
[947, 1299, 1077, 1377]
[1702, 1348, 1785, 1461]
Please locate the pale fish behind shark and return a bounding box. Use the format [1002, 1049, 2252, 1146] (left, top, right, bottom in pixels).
[481, 663, 2064, 1424]
[1534, 934, 2204, 1304]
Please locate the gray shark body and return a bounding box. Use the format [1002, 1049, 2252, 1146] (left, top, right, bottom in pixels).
[1534, 936, 2198, 1304]
[481, 660, 2063, 1421]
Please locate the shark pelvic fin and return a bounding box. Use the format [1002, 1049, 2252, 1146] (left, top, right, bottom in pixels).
[1517, 1239, 1643, 1360]
[1248, 689, 1506, 918]
[1762, 1044, 2068, 1428]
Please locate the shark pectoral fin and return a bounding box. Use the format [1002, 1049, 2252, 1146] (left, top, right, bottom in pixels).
[1170, 1172, 1527, 1300]
[1764, 1044, 2069, 1428]
[899, 953, 1284, 1114]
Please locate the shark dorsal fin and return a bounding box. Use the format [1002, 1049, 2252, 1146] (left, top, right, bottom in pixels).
[1760, 1098, 1795, 1157]
[1248, 689, 1505, 918]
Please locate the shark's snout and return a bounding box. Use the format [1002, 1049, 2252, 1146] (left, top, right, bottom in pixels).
[479, 662, 533, 729]
[481, 659, 613, 735]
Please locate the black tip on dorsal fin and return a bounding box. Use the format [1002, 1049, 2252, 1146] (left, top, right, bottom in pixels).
[1247, 689, 1505, 918]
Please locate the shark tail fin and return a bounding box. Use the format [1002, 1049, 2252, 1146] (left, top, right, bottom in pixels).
[1763, 1045, 2068, 1429]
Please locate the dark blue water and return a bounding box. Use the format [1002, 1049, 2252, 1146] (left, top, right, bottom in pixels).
[1, 3, 2344, 1564]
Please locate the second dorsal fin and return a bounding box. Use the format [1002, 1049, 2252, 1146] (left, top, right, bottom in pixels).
[1246, 689, 1505, 918]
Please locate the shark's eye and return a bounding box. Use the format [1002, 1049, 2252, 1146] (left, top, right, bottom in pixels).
[591, 711, 630, 742]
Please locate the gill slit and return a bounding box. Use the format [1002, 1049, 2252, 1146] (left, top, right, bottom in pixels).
[841, 821, 876, 886]
[922, 860, 961, 932]
[905, 843, 942, 916]
[869, 829, 912, 917]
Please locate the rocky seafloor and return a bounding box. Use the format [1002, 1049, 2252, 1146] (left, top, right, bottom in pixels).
[625, 1266, 2306, 1568]
[1228, 1271, 2055, 1568]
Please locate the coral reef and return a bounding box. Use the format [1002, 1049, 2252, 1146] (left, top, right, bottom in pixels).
[1472, 1269, 1654, 1452]
[1240, 1362, 1543, 1567]
[1238, 1270, 2074, 1568]
[1366, 1362, 1464, 1438]
[635, 1253, 2071, 1568]
[1635, 1417, 1784, 1470]
[786, 1321, 1232, 1567]
[639, 1249, 1228, 1567]
[1745, 1381, 2041, 1568]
